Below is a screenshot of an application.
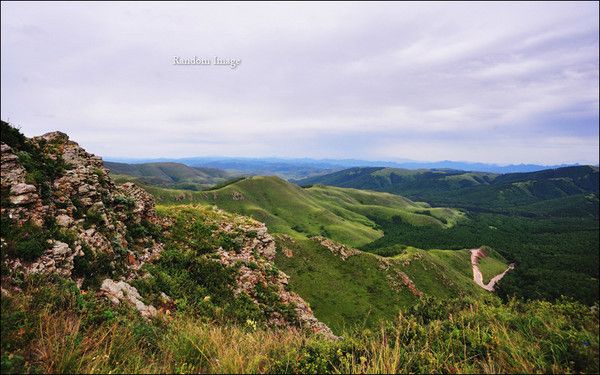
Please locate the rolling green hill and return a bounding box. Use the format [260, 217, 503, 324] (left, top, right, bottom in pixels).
[3, 123, 598, 374]
[297, 166, 599, 217]
[149, 176, 463, 247]
[146, 176, 509, 330]
[273, 236, 505, 332]
[146, 173, 598, 305]
[104, 161, 236, 190]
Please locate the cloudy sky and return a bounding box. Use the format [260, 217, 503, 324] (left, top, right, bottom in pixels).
[1, 1, 598, 165]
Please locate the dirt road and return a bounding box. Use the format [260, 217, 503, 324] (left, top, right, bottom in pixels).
[470, 248, 514, 292]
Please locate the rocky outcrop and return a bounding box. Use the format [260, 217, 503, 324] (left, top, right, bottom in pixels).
[29, 241, 84, 277]
[215, 215, 336, 339]
[232, 191, 245, 201]
[1, 144, 47, 226]
[312, 236, 359, 260]
[1, 131, 164, 280]
[117, 182, 160, 225]
[1, 125, 334, 338]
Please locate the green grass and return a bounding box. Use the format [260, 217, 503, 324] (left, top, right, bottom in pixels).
[297, 165, 599, 216]
[273, 235, 501, 333]
[146, 176, 463, 248]
[2, 273, 597, 374]
[105, 162, 236, 191]
[273, 236, 416, 333]
[136, 178, 508, 332]
[478, 257, 509, 284]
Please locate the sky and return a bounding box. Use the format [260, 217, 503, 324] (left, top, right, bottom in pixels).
[1, 1, 599, 165]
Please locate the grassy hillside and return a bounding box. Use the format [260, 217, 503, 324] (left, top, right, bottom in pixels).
[146, 176, 463, 248]
[361, 212, 599, 304]
[272, 236, 501, 332]
[297, 166, 599, 217]
[144, 176, 598, 305]
[105, 161, 236, 190]
[297, 166, 599, 305]
[3, 121, 598, 374]
[142, 177, 503, 332]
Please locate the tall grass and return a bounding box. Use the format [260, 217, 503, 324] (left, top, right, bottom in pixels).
[26, 312, 307, 374]
[4, 288, 597, 374]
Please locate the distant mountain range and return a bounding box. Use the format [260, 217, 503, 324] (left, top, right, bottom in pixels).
[104, 156, 583, 177]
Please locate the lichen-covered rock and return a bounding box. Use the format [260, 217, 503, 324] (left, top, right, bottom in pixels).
[1, 144, 47, 225]
[29, 241, 83, 277]
[117, 182, 160, 225]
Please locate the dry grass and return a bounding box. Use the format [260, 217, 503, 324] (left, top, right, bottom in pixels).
[28, 311, 307, 374]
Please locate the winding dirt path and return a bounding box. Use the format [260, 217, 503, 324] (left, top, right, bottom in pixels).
[470, 248, 514, 291]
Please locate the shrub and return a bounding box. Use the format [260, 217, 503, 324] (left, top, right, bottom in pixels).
[14, 240, 46, 261]
[113, 195, 136, 208]
[84, 209, 104, 228]
[3, 221, 50, 261]
[1, 121, 28, 150]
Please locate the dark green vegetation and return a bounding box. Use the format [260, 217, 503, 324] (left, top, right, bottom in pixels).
[298, 166, 600, 305]
[297, 166, 599, 217]
[105, 161, 238, 190]
[362, 214, 599, 304]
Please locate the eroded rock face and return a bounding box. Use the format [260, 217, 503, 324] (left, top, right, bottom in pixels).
[216, 216, 336, 339]
[1, 144, 47, 226]
[1, 128, 335, 336]
[1, 132, 164, 280]
[29, 241, 84, 277]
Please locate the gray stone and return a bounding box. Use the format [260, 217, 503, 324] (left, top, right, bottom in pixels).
[56, 214, 73, 227]
[10, 183, 37, 195]
[100, 279, 157, 318]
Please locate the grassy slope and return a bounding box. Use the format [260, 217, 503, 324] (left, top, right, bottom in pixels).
[3, 274, 598, 374]
[297, 166, 599, 216]
[273, 235, 501, 332]
[147, 176, 462, 248]
[140, 177, 501, 331]
[273, 236, 415, 332]
[105, 161, 234, 189]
